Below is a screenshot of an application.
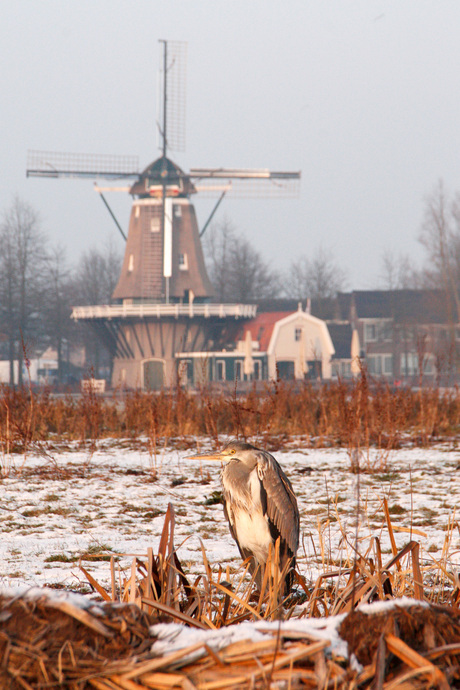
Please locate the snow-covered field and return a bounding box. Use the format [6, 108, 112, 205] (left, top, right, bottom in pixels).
[1, 440, 459, 593]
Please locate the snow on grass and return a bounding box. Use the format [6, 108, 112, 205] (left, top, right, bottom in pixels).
[0, 442, 459, 592]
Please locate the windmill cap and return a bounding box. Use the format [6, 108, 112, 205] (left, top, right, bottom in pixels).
[130, 155, 196, 198]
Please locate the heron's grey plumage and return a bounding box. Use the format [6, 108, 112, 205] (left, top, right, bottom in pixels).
[189, 440, 300, 594]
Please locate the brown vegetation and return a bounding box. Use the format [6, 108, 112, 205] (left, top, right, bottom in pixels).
[2, 504, 460, 688]
[1, 372, 460, 457]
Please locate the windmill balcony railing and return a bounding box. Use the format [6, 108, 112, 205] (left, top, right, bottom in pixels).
[71, 303, 257, 321]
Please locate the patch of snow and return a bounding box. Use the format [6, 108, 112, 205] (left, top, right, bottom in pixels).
[0, 444, 459, 594]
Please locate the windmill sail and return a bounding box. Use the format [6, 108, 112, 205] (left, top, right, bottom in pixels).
[191, 167, 300, 198]
[26, 150, 139, 179]
[158, 41, 187, 154]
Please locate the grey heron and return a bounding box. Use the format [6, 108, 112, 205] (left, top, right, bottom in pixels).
[188, 441, 300, 594]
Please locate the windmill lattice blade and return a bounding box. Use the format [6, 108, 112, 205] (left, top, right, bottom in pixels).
[191, 168, 301, 198]
[26, 150, 140, 179]
[158, 41, 187, 153]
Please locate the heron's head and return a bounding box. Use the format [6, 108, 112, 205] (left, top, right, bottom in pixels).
[188, 440, 260, 468]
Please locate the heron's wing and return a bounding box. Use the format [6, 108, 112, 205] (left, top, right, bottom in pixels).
[256, 451, 300, 556]
[223, 500, 240, 552]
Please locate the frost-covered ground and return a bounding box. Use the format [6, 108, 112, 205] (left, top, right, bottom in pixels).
[1, 441, 459, 592]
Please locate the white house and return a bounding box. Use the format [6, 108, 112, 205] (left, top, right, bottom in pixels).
[175, 305, 336, 386]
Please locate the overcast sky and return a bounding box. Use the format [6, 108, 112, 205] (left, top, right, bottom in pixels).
[2, 1, 460, 290]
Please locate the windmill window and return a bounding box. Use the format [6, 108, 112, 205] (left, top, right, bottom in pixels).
[135, 205, 140, 218]
[179, 253, 188, 270]
[174, 205, 182, 217]
[128, 254, 134, 272]
[150, 216, 161, 233]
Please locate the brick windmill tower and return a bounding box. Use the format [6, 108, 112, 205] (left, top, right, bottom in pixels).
[27, 41, 300, 389]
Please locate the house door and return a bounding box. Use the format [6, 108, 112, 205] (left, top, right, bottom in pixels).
[277, 360, 295, 380]
[143, 359, 165, 390]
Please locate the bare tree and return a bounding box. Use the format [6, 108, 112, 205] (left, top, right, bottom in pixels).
[419, 179, 460, 319]
[72, 238, 122, 377]
[74, 238, 121, 306]
[204, 219, 280, 303]
[378, 249, 418, 289]
[283, 247, 347, 301]
[43, 246, 74, 383]
[203, 218, 234, 302]
[0, 197, 47, 385]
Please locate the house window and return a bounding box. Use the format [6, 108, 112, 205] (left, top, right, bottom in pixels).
[400, 352, 418, 376]
[253, 360, 262, 380]
[235, 360, 243, 381]
[364, 323, 377, 342]
[367, 355, 382, 375]
[384, 355, 393, 375]
[400, 352, 433, 377]
[179, 253, 188, 270]
[128, 254, 134, 272]
[424, 356, 434, 374]
[382, 323, 393, 342]
[294, 327, 302, 342]
[342, 361, 351, 378]
[150, 216, 161, 232]
[216, 360, 226, 381]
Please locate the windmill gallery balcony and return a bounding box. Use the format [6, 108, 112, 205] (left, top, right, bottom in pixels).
[71, 303, 257, 321]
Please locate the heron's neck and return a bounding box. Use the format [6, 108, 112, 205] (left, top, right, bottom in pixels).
[222, 460, 256, 507]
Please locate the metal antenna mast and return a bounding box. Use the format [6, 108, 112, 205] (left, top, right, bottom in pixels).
[159, 40, 169, 301]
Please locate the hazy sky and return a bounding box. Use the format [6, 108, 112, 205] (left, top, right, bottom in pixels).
[2, 1, 460, 290]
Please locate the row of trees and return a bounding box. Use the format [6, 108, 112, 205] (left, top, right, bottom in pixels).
[203, 218, 348, 303]
[204, 179, 460, 307]
[0, 196, 121, 385]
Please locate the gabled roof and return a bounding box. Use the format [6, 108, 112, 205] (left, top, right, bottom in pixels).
[237, 312, 293, 351]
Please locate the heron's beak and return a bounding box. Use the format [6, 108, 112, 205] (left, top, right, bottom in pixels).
[187, 452, 226, 462]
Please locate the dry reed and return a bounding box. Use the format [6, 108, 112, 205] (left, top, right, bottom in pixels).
[1, 374, 460, 462]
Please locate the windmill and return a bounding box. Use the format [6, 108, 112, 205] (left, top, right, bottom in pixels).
[27, 41, 301, 389]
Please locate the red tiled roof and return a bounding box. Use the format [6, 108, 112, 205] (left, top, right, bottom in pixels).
[237, 312, 293, 351]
